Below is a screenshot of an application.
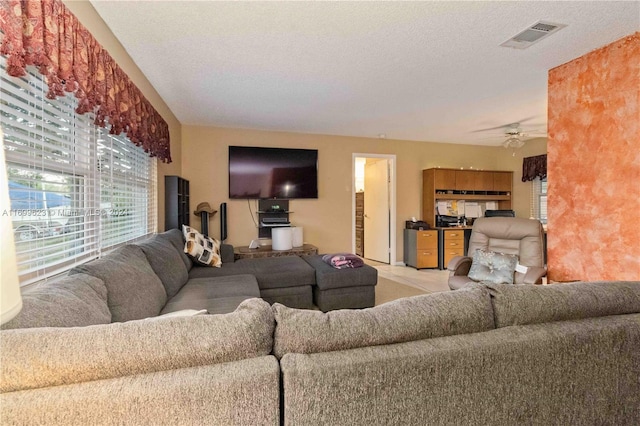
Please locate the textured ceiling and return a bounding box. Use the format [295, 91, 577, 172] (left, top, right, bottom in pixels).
[90, 1, 640, 146]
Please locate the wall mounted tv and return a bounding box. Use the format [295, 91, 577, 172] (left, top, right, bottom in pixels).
[228, 146, 318, 199]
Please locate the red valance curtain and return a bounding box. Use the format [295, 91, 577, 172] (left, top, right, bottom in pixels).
[0, 0, 171, 163]
[522, 154, 547, 182]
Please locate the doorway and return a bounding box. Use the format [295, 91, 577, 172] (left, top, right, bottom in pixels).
[352, 154, 396, 265]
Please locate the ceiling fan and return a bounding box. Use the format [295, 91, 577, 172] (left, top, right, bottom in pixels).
[473, 118, 546, 150]
[502, 123, 527, 149]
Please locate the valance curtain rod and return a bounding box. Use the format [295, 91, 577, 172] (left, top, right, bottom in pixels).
[0, 0, 171, 163]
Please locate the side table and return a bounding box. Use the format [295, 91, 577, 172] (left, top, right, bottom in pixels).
[234, 244, 318, 260]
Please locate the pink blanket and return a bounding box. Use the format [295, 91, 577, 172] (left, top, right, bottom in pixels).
[322, 253, 365, 269]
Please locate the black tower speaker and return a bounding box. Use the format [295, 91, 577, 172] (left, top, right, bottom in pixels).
[220, 202, 228, 242]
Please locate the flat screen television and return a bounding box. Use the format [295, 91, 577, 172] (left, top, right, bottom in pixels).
[228, 146, 318, 199]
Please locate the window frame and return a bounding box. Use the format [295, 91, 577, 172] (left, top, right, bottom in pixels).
[530, 176, 548, 224]
[1, 56, 157, 286]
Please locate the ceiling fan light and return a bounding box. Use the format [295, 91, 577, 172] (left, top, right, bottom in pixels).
[512, 139, 525, 148]
[503, 136, 525, 149]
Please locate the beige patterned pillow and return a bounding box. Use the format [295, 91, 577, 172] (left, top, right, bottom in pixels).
[468, 249, 518, 284]
[182, 225, 222, 267]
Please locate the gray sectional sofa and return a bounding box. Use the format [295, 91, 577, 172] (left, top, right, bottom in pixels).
[2, 228, 376, 325]
[1, 280, 639, 424]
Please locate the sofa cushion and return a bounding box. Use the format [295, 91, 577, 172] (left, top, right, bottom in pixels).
[468, 249, 518, 284]
[260, 286, 314, 309]
[162, 275, 261, 315]
[272, 286, 495, 358]
[250, 257, 316, 290]
[488, 281, 640, 328]
[183, 225, 222, 267]
[188, 257, 315, 291]
[70, 245, 167, 322]
[303, 255, 377, 290]
[160, 228, 193, 270]
[0, 298, 275, 393]
[1, 273, 111, 330]
[188, 259, 257, 279]
[136, 234, 189, 298]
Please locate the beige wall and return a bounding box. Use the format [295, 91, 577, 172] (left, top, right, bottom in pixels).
[62, 0, 182, 231]
[59, 0, 548, 252]
[182, 126, 546, 263]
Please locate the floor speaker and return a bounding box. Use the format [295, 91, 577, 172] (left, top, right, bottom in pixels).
[220, 202, 228, 241]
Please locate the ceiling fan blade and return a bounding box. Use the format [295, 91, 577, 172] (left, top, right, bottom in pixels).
[515, 115, 539, 124]
[521, 131, 547, 138]
[472, 116, 542, 133]
[472, 124, 511, 133]
[522, 129, 547, 135]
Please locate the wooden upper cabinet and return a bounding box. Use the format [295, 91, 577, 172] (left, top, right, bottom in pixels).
[455, 170, 476, 190]
[455, 170, 491, 191]
[434, 169, 456, 189]
[493, 171, 512, 192]
[422, 168, 513, 228]
[475, 171, 494, 191]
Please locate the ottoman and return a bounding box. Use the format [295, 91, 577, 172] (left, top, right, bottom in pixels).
[189, 256, 316, 309]
[302, 255, 377, 312]
[248, 256, 316, 309]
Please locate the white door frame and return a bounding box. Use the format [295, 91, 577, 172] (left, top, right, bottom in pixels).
[352, 153, 397, 265]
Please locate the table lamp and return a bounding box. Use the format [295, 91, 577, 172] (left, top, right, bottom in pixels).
[0, 129, 22, 324]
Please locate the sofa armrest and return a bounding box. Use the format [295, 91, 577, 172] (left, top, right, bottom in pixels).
[447, 256, 472, 276]
[220, 243, 235, 263]
[523, 266, 547, 284]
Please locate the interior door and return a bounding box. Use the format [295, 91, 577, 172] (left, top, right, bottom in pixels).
[364, 159, 390, 263]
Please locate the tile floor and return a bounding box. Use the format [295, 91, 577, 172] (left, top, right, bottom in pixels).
[367, 260, 548, 291]
[365, 260, 451, 293]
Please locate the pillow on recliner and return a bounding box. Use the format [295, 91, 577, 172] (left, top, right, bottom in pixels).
[468, 249, 518, 284]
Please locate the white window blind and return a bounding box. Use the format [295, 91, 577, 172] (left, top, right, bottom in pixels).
[1, 56, 157, 285]
[530, 177, 547, 224]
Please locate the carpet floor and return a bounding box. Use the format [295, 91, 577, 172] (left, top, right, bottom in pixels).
[374, 276, 430, 306]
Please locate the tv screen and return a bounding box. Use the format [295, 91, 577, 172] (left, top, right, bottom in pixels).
[229, 146, 318, 199]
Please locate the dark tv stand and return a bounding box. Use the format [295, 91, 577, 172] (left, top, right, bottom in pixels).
[257, 199, 291, 238]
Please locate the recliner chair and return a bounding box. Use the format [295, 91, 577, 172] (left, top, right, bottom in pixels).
[447, 217, 546, 290]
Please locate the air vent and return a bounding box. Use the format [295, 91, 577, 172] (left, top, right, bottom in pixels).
[500, 21, 566, 49]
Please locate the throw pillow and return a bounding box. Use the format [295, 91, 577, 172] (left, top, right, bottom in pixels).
[182, 225, 222, 267]
[468, 249, 518, 284]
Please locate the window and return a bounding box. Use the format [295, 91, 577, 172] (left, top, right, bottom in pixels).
[1, 56, 157, 285]
[530, 177, 547, 224]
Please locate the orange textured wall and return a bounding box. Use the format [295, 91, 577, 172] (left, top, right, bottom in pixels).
[547, 33, 640, 281]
